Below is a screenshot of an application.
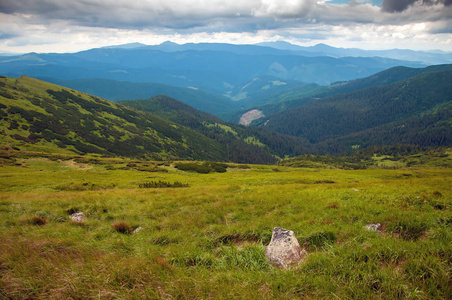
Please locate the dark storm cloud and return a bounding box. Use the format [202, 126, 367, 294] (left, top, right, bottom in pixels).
[382, 0, 452, 13]
[382, 0, 416, 12]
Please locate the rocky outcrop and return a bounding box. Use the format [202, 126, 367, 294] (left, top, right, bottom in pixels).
[239, 109, 265, 126]
[265, 227, 307, 269]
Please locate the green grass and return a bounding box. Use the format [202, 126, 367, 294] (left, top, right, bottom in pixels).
[0, 153, 451, 299]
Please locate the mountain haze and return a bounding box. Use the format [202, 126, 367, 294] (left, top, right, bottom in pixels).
[257, 42, 452, 65]
[40, 77, 238, 117]
[0, 42, 425, 104]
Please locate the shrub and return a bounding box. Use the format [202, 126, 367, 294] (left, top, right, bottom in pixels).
[138, 180, 189, 188]
[55, 182, 114, 191]
[210, 162, 228, 173]
[174, 162, 228, 174]
[314, 180, 336, 184]
[112, 222, 133, 234]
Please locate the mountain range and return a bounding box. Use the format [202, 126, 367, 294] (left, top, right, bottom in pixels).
[0, 42, 451, 161]
[0, 41, 434, 115]
[256, 42, 452, 65]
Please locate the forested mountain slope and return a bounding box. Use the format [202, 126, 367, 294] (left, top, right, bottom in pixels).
[0, 76, 278, 163]
[242, 64, 452, 120]
[260, 69, 452, 153]
[120, 95, 311, 159]
[320, 64, 452, 97]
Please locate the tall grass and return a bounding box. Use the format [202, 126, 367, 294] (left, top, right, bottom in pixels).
[0, 156, 451, 299]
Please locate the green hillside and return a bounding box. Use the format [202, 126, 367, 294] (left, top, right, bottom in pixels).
[261, 69, 452, 153]
[0, 76, 238, 161]
[40, 77, 239, 117]
[319, 64, 452, 98]
[245, 64, 452, 120]
[120, 95, 310, 159]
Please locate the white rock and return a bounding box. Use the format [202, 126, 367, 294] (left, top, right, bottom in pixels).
[70, 212, 86, 222]
[365, 223, 381, 231]
[265, 227, 307, 269]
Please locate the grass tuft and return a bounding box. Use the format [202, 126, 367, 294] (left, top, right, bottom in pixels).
[304, 231, 336, 250]
[112, 222, 133, 234]
[22, 215, 48, 226]
[390, 218, 428, 241]
[326, 203, 340, 209]
[432, 190, 443, 197]
[66, 207, 79, 215]
[214, 231, 271, 246]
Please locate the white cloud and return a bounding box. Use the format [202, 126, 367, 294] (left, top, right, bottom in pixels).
[0, 0, 451, 53]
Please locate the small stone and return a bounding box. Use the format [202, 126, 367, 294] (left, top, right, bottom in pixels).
[365, 223, 381, 231]
[352, 188, 359, 192]
[265, 227, 307, 269]
[133, 227, 143, 233]
[70, 212, 86, 222]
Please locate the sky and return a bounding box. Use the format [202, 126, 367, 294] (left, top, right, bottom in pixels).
[0, 0, 451, 54]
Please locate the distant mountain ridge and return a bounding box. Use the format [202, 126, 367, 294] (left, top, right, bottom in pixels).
[0, 41, 426, 108]
[257, 41, 452, 65]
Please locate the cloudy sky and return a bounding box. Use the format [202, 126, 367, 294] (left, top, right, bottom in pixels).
[0, 0, 451, 53]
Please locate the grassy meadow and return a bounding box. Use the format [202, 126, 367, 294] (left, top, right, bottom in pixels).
[0, 152, 451, 299]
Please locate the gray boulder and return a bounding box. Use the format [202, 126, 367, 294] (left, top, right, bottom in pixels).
[265, 227, 307, 269]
